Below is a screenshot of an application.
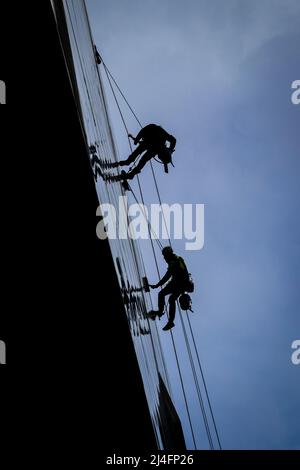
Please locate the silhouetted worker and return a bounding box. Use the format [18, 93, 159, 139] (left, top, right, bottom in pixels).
[112, 123, 176, 180]
[149, 246, 189, 331]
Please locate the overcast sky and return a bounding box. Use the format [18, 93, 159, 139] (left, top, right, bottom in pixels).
[86, 0, 300, 449]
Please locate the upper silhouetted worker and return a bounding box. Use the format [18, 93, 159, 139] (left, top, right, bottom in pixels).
[149, 246, 190, 331]
[113, 123, 176, 180]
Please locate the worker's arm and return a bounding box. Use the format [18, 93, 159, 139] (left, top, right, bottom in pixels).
[150, 268, 172, 289]
[129, 128, 144, 145]
[128, 130, 143, 145]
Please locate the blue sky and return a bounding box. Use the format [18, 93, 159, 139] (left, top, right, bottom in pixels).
[87, 0, 300, 449]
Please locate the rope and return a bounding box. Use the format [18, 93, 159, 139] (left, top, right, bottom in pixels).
[101, 62, 173, 447]
[177, 308, 214, 449]
[101, 59, 173, 249]
[186, 314, 222, 449]
[132, 181, 198, 449]
[147, 143, 222, 449]
[130, 188, 163, 250]
[102, 59, 173, 248]
[65, 17, 222, 443]
[102, 62, 133, 153]
[139, 254, 172, 393]
[64, 9, 191, 448]
[100, 57, 227, 450]
[102, 62, 143, 128]
[150, 161, 172, 246]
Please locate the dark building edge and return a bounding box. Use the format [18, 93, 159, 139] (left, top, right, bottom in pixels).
[2, 1, 157, 453]
[50, 0, 187, 452]
[46, 2, 158, 452]
[2, 0, 189, 453]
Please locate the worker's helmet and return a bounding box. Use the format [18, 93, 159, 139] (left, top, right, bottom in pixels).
[160, 147, 174, 164]
[179, 293, 193, 312]
[162, 246, 173, 256]
[159, 147, 175, 173]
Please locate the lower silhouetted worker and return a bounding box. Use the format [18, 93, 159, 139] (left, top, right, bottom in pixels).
[112, 123, 176, 180]
[149, 246, 190, 331]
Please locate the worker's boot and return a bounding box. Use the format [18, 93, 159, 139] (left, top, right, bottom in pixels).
[162, 321, 175, 331]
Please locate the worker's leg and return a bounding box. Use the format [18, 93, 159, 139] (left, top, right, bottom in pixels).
[161, 286, 181, 330]
[168, 291, 181, 323]
[125, 150, 155, 179]
[158, 283, 174, 316]
[119, 142, 148, 166]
